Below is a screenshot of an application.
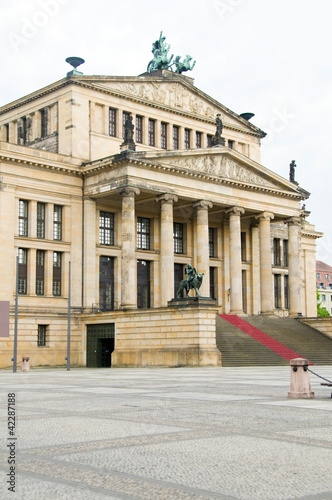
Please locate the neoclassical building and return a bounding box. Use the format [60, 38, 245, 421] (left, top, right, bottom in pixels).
[0, 62, 321, 368]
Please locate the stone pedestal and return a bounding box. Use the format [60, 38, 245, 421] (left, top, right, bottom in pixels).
[288, 358, 314, 399]
[111, 302, 221, 367]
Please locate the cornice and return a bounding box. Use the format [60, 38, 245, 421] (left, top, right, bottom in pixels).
[82, 154, 306, 200]
[0, 151, 81, 176]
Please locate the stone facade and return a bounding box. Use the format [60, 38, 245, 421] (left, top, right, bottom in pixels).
[0, 69, 322, 368]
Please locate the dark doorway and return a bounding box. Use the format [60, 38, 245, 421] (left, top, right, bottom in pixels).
[86, 324, 115, 367]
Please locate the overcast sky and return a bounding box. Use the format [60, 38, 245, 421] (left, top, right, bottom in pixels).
[1, 0, 331, 263]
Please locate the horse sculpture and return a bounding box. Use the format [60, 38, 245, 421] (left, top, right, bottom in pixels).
[177, 272, 204, 298]
[173, 55, 196, 74]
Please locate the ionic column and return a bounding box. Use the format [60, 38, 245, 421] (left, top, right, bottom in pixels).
[225, 206, 245, 314]
[251, 224, 260, 315]
[157, 194, 178, 306]
[287, 217, 302, 316]
[193, 200, 213, 297]
[119, 187, 140, 309]
[256, 212, 274, 314]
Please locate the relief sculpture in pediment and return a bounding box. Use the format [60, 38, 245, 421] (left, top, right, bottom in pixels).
[170, 156, 271, 187]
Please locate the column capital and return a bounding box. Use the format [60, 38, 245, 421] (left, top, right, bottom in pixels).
[118, 187, 140, 198]
[193, 200, 213, 211]
[256, 211, 274, 222]
[225, 206, 245, 217]
[156, 193, 178, 205]
[286, 216, 302, 227]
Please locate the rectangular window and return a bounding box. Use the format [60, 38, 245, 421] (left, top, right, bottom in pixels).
[161, 122, 167, 149]
[40, 108, 48, 138]
[137, 217, 150, 250]
[37, 202, 45, 239]
[207, 134, 213, 147]
[53, 251, 61, 296]
[174, 222, 184, 254]
[209, 228, 215, 258]
[18, 116, 27, 145]
[173, 126, 179, 149]
[284, 275, 289, 309]
[137, 260, 150, 309]
[210, 267, 216, 300]
[37, 325, 47, 347]
[316, 273, 321, 280]
[122, 111, 130, 138]
[228, 140, 234, 149]
[184, 129, 190, 149]
[196, 131, 202, 149]
[18, 200, 28, 236]
[148, 119, 155, 146]
[274, 274, 281, 308]
[136, 115, 143, 143]
[326, 274, 330, 281]
[99, 211, 114, 246]
[109, 108, 117, 136]
[283, 240, 288, 267]
[273, 238, 281, 266]
[99, 256, 114, 311]
[53, 205, 62, 240]
[36, 250, 45, 295]
[4, 124, 9, 142]
[241, 232, 247, 262]
[18, 248, 27, 294]
[174, 263, 184, 298]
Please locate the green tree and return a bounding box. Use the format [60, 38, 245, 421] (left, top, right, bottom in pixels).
[317, 289, 330, 317]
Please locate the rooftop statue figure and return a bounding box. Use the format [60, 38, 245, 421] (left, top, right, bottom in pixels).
[211, 114, 225, 147]
[289, 160, 298, 184]
[147, 31, 174, 72]
[173, 54, 196, 74]
[123, 115, 135, 144]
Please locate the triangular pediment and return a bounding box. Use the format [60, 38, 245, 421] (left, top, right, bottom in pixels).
[135, 149, 306, 197]
[81, 75, 264, 137]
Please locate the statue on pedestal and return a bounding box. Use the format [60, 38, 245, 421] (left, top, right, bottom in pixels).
[211, 114, 225, 147]
[177, 264, 204, 298]
[289, 160, 298, 184]
[120, 115, 136, 152]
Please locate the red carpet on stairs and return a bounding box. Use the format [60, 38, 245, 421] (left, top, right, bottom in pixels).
[219, 315, 313, 365]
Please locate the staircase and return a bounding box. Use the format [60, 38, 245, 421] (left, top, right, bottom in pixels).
[217, 315, 332, 366]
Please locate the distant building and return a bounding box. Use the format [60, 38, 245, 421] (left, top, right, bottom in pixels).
[316, 261, 332, 315]
[0, 56, 322, 368]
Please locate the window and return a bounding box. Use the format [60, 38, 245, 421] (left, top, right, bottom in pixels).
[36, 250, 45, 295]
[210, 267, 217, 300]
[137, 217, 150, 250]
[284, 274, 289, 309]
[40, 108, 48, 138]
[320, 282, 325, 289]
[37, 202, 45, 239]
[99, 211, 114, 246]
[173, 126, 179, 149]
[228, 140, 234, 149]
[37, 325, 47, 347]
[161, 122, 167, 149]
[316, 273, 321, 280]
[18, 200, 28, 236]
[322, 294, 326, 301]
[148, 119, 155, 146]
[99, 256, 114, 311]
[241, 232, 246, 262]
[109, 108, 117, 136]
[283, 240, 288, 267]
[174, 263, 184, 298]
[137, 260, 150, 309]
[18, 116, 28, 145]
[4, 123, 9, 142]
[273, 238, 281, 266]
[136, 116, 143, 143]
[53, 205, 62, 240]
[196, 131, 202, 149]
[326, 274, 330, 281]
[18, 248, 27, 294]
[53, 252, 61, 296]
[274, 274, 281, 308]
[174, 223, 184, 254]
[122, 111, 130, 138]
[184, 129, 190, 149]
[207, 134, 213, 147]
[209, 228, 215, 258]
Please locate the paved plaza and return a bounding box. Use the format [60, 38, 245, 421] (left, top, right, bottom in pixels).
[1, 365, 332, 500]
